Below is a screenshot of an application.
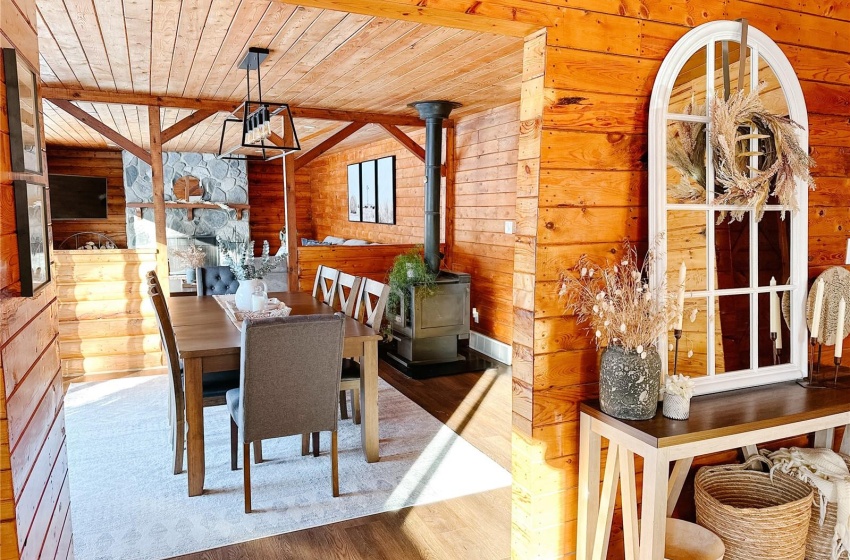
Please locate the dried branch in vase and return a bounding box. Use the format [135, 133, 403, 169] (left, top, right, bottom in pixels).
[172, 245, 206, 269]
[559, 238, 680, 355]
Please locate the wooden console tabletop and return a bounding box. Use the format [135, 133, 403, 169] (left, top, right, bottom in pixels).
[577, 381, 850, 560]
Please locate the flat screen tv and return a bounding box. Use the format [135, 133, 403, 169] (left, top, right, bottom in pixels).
[49, 174, 108, 220]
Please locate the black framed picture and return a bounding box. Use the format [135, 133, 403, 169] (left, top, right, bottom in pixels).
[376, 156, 396, 225]
[347, 163, 361, 222]
[14, 181, 50, 296]
[360, 159, 377, 223]
[3, 48, 42, 174]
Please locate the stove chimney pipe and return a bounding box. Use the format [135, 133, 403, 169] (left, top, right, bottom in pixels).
[409, 100, 461, 275]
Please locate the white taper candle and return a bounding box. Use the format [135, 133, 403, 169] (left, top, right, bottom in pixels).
[836, 297, 846, 359]
[769, 277, 780, 335]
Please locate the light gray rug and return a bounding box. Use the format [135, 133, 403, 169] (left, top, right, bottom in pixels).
[65, 375, 510, 560]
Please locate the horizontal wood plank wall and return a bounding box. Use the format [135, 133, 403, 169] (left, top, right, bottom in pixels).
[510, 3, 850, 558]
[296, 243, 444, 293]
[452, 103, 519, 345]
[247, 159, 284, 255]
[301, 128, 443, 244]
[1, 0, 73, 557]
[54, 249, 162, 379]
[46, 148, 127, 249]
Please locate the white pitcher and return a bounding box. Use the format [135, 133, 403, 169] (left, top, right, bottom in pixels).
[235, 279, 267, 311]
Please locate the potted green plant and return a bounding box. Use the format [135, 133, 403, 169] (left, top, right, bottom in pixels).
[386, 247, 437, 317]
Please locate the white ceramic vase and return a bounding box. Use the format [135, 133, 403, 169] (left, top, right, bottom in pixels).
[235, 279, 267, 311]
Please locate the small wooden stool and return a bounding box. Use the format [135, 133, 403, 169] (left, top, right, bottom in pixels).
[665, 518, 725, 560]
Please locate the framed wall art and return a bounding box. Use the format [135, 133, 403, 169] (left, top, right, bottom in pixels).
[3, 48, 42, 174]
[360, 159, 377, 223]
[376, 156, 396, 225]
[14, 181, 51, 296]
[347, 163, 361, 222]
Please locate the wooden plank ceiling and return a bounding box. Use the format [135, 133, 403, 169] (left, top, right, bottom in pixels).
[37, 0, 523, 154]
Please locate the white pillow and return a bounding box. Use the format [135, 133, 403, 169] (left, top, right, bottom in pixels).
[322, 236, 347, 245]
[342, 239, 369, 246]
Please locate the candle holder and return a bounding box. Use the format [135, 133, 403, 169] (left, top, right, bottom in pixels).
[770, 332, 779, 365]
[797, 337, 825, 388]
[834, 356, 843, 386]
[672, 329, 682, 377]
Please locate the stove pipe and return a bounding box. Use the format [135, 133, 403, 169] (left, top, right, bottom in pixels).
[409, 100, 461, 275]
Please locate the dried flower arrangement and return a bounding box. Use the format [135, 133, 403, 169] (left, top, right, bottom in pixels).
[220, 240, 284, 281]
[559, 239, 680, 356]
[667, 85, 814, 222]
[667, 101, 707, 202]
[664, 373, 695, 399]
[172, 245, 206, 269]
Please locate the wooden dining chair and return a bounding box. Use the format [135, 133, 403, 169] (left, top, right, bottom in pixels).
[147, 271, 256, 474]
[227, 314, 346, 513]
[312, 265, 340, 307]
[339, 278, 390, 424]
[335, 272, 363, 316]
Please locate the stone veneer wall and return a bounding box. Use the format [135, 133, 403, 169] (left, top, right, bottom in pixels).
[123, 151, 250, 247]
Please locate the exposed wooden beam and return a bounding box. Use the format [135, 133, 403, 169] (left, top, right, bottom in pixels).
[295, 122, 367, 170]
[273, 0, 548, 37]
[380, 123, 425, 163]
[147, 106, 169, 293]
[41, 87, 436, 128]
[379, 123, 447, 176]
[161, 109, 217, 144]
[48, 99, 152, 164]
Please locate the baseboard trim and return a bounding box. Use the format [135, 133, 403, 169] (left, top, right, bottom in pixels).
[469, 331, 512, 365]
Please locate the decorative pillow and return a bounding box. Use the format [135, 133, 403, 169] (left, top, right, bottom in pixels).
[342, 239, 369, 246]
[322, 236, 347, 245]
[301, 238, 331, 246]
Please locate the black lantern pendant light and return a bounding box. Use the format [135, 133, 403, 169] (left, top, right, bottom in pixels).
[217, 47, 301, 161]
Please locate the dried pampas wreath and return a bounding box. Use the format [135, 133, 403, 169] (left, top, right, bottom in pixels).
[668, 84, 814, 223]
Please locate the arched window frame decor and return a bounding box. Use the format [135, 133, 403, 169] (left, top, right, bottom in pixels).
[649, 21, 809, 395]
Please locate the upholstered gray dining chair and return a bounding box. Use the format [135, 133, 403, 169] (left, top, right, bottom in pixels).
[196, 265, 240, 296]
[227, 313, 346, 513]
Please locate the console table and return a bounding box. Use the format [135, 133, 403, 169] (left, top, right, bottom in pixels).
[576, 382, 850, 560]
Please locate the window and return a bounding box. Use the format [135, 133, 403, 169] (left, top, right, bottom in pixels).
[649, 21, 809, 394]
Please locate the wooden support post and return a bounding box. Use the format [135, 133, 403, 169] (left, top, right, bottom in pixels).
[148, 106, 169, 293]
[380, 123, 426, 163]
[443, 125, 456, 269]
[282, 124, 299, 291]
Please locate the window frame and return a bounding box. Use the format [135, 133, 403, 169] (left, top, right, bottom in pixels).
[649, 21, 809, 395]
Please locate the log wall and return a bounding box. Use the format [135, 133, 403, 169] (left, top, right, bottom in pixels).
[246, 159, 312, 256]
[46, 147, 127, 249]
[54, 249, 162, 380]
[1, 0, 74, 557]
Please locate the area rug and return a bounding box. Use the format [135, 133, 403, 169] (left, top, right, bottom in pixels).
[65, 375, 511, 560]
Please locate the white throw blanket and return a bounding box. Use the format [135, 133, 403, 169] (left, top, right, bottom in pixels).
[769, 447, 850, 560]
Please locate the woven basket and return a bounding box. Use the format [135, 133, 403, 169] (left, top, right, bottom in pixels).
[695, 455, 813, 560]
[801, 452, 850, 560]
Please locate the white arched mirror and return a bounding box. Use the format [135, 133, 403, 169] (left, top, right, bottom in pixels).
[649, 21, 809, 394]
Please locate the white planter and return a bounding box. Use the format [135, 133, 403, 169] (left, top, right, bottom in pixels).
[662, 393, 691, 420]
[235, 279, 267, 311]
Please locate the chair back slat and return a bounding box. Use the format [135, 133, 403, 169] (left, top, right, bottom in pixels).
[312, 265, 340, 307]
[336, 272, 363, 317]
[147, 271, 184, 423]
[353, 278, 390, 332]
[238, 314, 345, 443]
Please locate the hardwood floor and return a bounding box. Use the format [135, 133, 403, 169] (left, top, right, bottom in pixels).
[172, 352, 512, 560]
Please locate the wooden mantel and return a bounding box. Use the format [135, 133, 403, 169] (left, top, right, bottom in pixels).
[125, 202, 250, 221]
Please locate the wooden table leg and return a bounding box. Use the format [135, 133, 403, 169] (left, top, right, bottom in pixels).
[840, 425, 850, 455]
[184, 357, 205, 496]
[666, 457, 693, 517]
[576, 414, 601, 560]
[591, 443, 620, 560]
[639, 450, 668, 560]
[814, 428, 835, 449]
[620, 449, 639, 560]
[360, 340, 379, 462]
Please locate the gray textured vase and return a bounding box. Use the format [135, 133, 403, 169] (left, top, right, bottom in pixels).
[599, 345, 661, 420]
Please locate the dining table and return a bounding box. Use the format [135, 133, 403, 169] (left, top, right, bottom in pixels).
[167, 291, 383, 497]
